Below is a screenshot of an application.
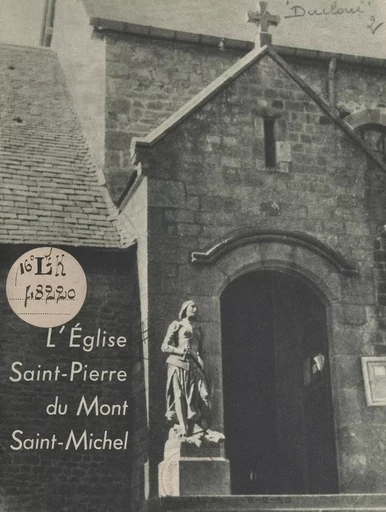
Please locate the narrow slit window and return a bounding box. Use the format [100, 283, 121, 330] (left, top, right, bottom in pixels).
[264, 119, 276, 167]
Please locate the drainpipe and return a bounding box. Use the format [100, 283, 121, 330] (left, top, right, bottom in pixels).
[40, 0, 57, 47]
[328, 57, 337, 116]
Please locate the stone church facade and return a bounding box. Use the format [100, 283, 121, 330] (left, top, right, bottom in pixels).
[2, 1, 386, 511]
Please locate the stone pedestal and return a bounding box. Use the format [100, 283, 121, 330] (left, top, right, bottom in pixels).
[158, 457, 230, 497]
[158, 429, 230, 497]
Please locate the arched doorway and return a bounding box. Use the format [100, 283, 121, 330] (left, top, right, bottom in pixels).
[221, 270, 339, 495]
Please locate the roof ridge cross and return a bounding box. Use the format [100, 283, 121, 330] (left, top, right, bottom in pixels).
[248, 1, 281, 46]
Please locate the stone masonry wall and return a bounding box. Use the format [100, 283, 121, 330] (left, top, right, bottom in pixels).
[374, 231, 386, 353]
[283, 55, 386, 113]
[99, 33, 386, 502]
[105, 34, 243, 201]
[135, 54, 386, 495]
[105, 33, 386, 203]
[0, 245, 140, 512]
[286, 55, 386, 357]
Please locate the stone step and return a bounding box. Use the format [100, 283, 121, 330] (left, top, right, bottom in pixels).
[149, 494, 386, 512]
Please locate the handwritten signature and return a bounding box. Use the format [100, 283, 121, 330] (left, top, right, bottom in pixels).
[284, 1, 364, 18]
[284, 1, 385, 35]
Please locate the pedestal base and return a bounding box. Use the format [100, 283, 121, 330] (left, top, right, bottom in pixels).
[158, 457, 230, 497]
[159, 427, 230, 497]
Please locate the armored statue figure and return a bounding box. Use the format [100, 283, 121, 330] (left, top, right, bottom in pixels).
[161, 301, 211, 437]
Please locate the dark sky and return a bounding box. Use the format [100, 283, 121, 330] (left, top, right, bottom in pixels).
[1, 0, 385, 58]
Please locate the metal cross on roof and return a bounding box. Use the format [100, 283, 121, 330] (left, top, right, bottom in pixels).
[248, 1, 281, 47]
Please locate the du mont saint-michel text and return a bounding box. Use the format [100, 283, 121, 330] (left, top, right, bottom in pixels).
[9, 325, 130, 452]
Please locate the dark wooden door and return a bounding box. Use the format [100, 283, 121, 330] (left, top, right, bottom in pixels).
[221, 271, 338, 495]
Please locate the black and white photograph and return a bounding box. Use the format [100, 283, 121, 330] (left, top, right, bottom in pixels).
[1, 1, 386, 511]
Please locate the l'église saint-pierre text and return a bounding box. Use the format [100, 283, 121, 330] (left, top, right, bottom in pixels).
[9, 325, 131, 451]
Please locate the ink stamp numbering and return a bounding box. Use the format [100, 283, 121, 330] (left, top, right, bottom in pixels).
[6, 247, 87, 328]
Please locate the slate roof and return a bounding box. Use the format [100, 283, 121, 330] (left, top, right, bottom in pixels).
[0, 43, 122, 248]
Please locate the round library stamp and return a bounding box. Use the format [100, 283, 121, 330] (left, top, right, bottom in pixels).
[160, 452, 179, 496]
[6, 247, 87, 328]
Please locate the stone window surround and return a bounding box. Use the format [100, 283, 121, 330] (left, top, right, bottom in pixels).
[357, 124, 386, 163]
[344, 108, 386, 132]
[345, 108, 386, 162]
